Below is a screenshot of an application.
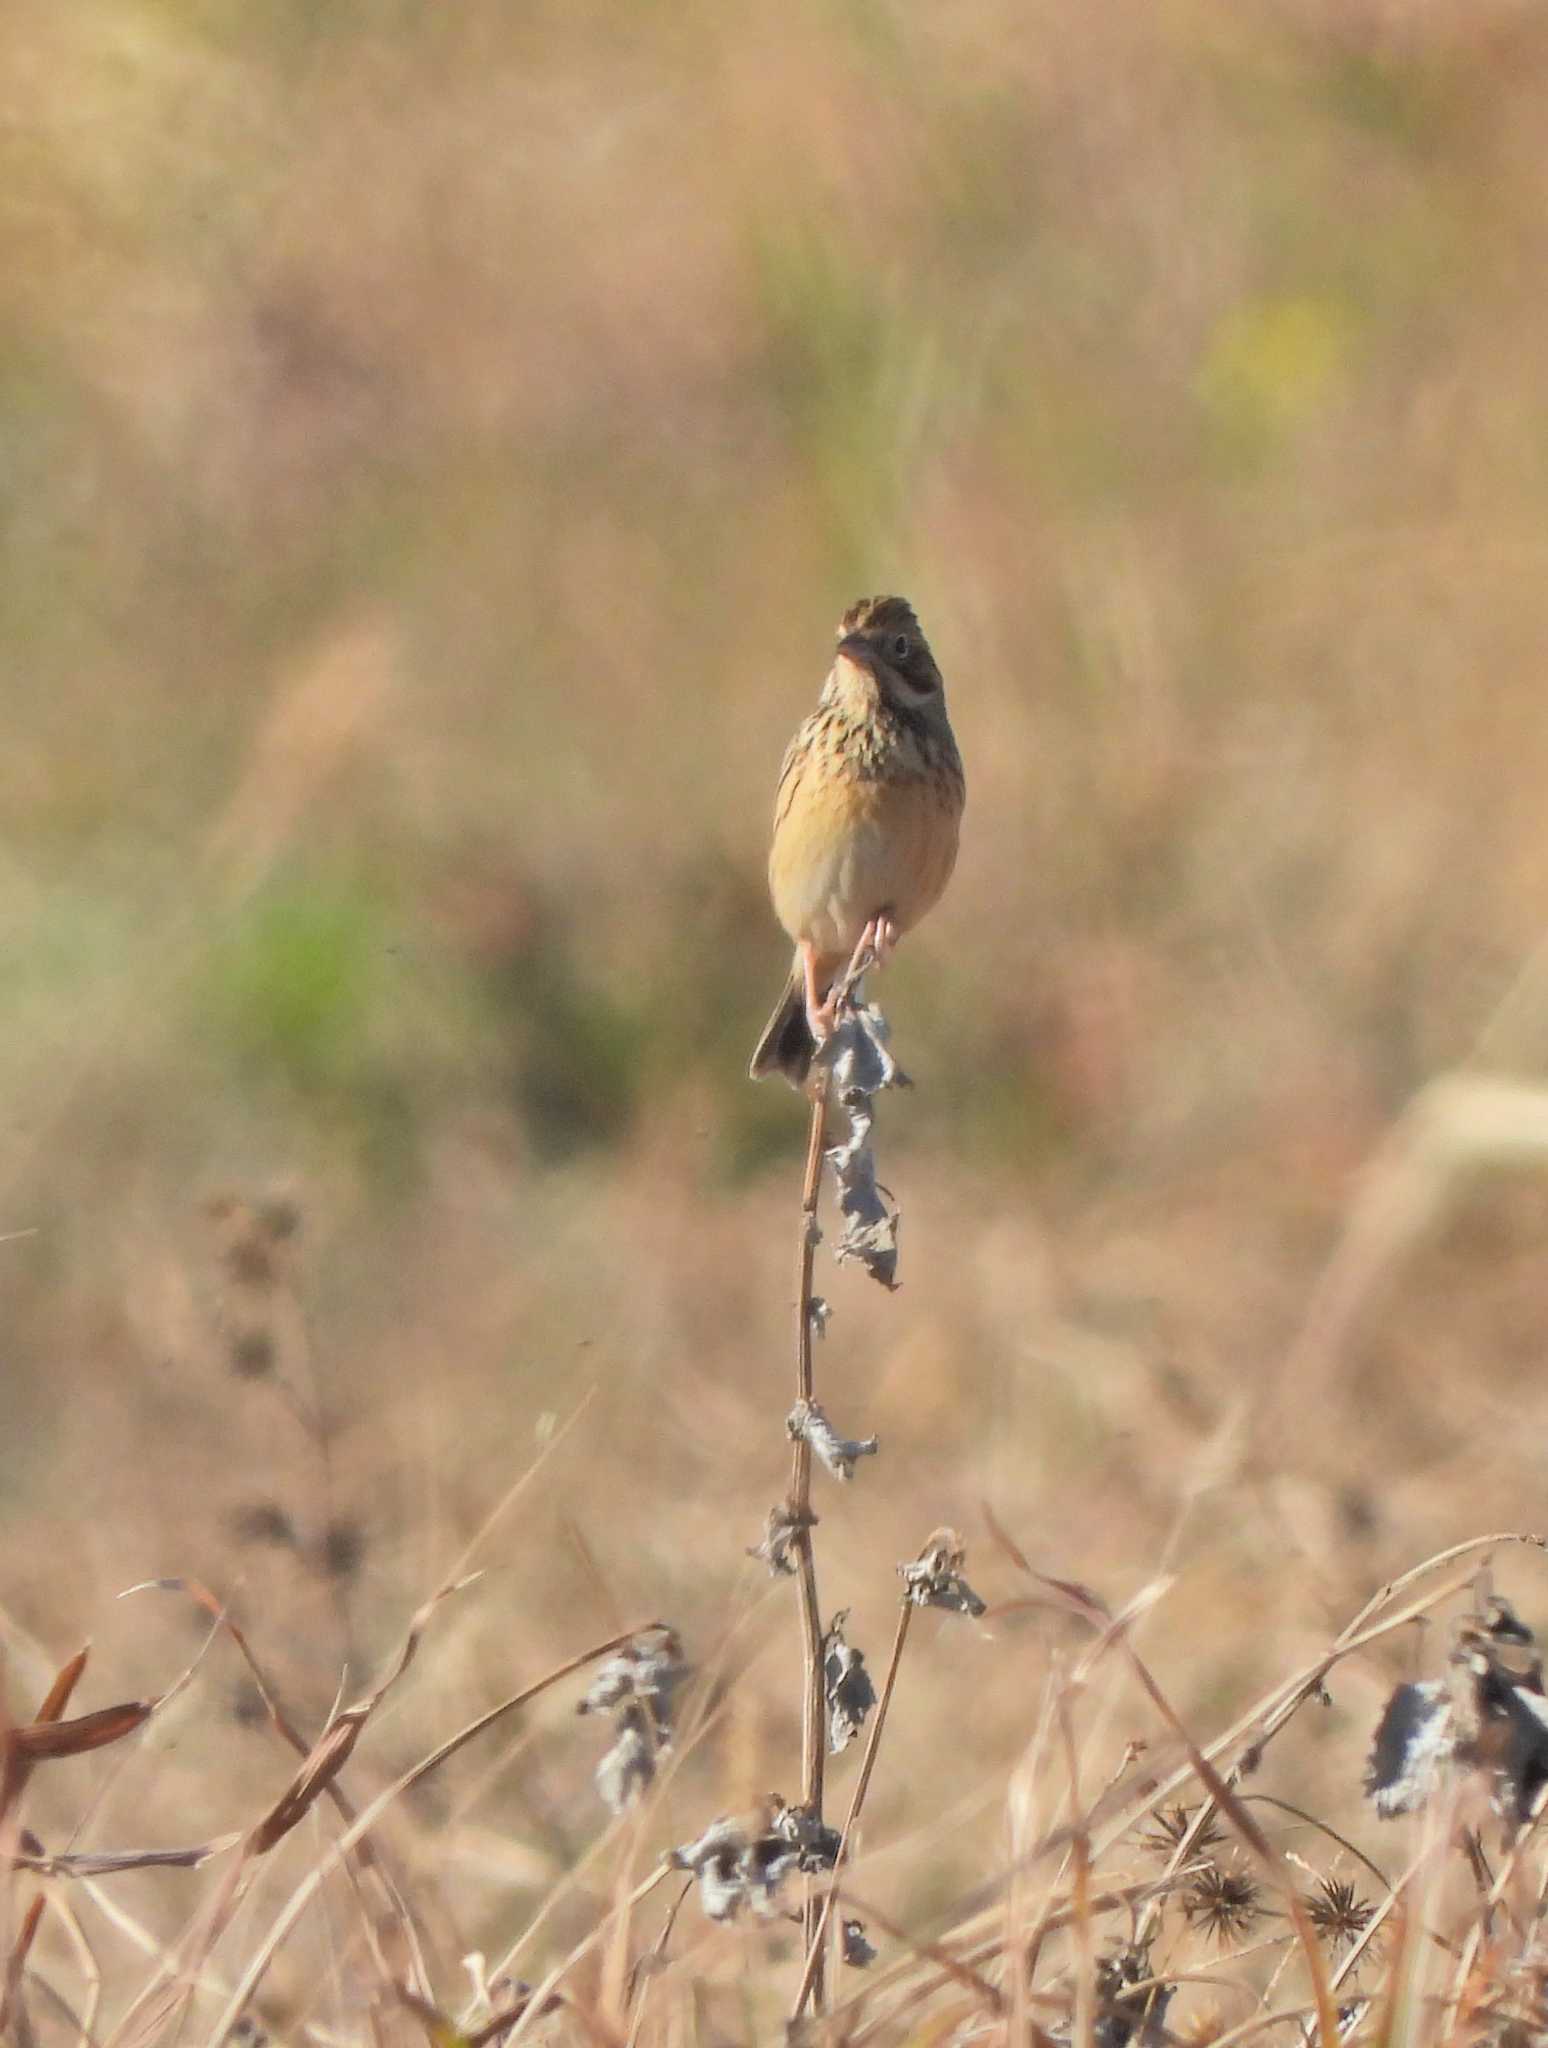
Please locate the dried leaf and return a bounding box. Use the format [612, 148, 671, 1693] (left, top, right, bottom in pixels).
[668, 1799, 833, 1923]
[842, 1918, 877, 1968]
[821, 1001, 908, 1097]
[16, 1836, 239, 1876]
[788, 1399, 878, 1483]
[576, 1627, 689, 1732]
[35, 1648, 90, 1725]
[818, 1000, 907, 1288]
[827, 1110, 901, 1288]
[8, 1699, 156, 1760]
[249, 1710, 368, 1853]
[823, 1614, 877, 1753]
[747, 1503, 815, 1578]
[596, 1711, 656, 1814]
[768, 1795, 840, 1871]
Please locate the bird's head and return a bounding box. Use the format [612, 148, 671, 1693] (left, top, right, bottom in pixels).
[832, 595, 946, 718]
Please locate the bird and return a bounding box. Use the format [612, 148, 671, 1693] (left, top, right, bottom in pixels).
[749, 595, 965, 1088]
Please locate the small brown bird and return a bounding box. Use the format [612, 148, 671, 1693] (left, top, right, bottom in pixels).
[750, 595, 965, 1087]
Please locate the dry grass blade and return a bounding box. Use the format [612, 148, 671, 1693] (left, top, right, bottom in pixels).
[0, 1892, 45, 2043]
[40, 1885, 102, 2048]
[32, 1649, 90, 1725]
[200, 1621, 662, 2046]
[241, 1580, 473, 1855]
[0, 1645, 95, 1828]
[16, 1839, 238, 1876]
[482, 1863, 675, 2048]
[790, 1072, 832, 2002]
[1270, 1076, 1548, 1426]
[827, 1884, 1008, 2040]
[248, 1711, 370, 1856]
[123, 1571, 436, 2000]
[791, 1598, 914, 2022]
[1117, 1650, 1339, 2048]
[7, 1702, 157, 1764]
[120, 1577, 297, 1746]
[982, 1504, 1349, 2045]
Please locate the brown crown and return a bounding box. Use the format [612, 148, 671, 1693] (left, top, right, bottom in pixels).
[838, 594, 921, 640]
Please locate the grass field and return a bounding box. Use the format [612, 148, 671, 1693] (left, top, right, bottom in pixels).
[9, 1, 1548, 2039]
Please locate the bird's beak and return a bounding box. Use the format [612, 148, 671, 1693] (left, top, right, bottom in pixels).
[835, 632, 880, 673]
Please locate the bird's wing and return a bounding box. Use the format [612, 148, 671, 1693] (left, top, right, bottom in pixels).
[772, 713, 819, 833]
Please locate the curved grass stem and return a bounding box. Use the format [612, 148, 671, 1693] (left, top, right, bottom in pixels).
[790, 1069, 831, 2006]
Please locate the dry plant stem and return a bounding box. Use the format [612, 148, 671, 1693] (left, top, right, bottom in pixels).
[792, 1598, 914, 2022]
[499, 1865, 675, 2048]
[623, 1877, 695, 2048]
[1443, 1776, 1548, 2033]
[791, 1070, 831, 1997]
[919, 1554, 1477, 1993]
[193, 1622, 661, 2048]
[1057, 1689, 1095, 2048]
[829, 1886, 1008, 2048]
[835, 1882, 1173, 2048]
[466, 1579, 772, 2013]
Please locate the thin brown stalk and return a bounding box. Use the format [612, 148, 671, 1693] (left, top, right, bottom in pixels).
[1109, 1636, 1339, 2048]
[466, 1580, 773, 2013]
[833, 1880, 1173, 2046]
[792, 1597, 914, 2021]
[790, 1069, 831, 2000]
[823, 1884, 1007, 2021]
[1442, 1774, 1548, 2035]
[1058, 1687, 1095, 2048]
[498, 1864, 675, 2048]
[623, 1877, 694, 2048]
[195, 1621, 661, 2048]
[1239, 1794, 1393, 1894]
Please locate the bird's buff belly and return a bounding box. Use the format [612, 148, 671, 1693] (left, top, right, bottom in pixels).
[768, 776, 959, 961]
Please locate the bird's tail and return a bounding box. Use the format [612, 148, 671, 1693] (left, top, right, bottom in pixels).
[749, 973, 816, 1088]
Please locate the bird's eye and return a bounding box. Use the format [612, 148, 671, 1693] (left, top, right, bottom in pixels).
[892, 633, 911, 660]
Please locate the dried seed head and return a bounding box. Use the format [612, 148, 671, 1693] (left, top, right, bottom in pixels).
[317, 1518, 365, 1580]
[231, 1681, 268, 1729]
[1304, 1876, 1373, 1951]
[230, 1502, 297, 1549]
[1091, 1941, 1172, 2048]
[223, 1234, 276, 1288]
[229, 1329, 276, 1379]
[257, 1196, 302, 1241]
[1138, 1805, 1223, 1860]
[1181, 1862, 1262, 1945]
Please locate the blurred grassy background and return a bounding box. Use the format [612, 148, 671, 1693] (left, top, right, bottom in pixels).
[9, 0, 1548, 2017]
